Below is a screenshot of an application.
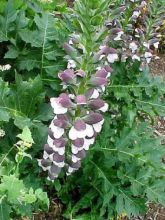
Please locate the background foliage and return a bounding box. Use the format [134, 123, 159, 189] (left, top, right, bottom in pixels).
[0, 0, 165, 219]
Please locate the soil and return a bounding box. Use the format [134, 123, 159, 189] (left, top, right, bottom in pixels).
[150, 54, 165, 78]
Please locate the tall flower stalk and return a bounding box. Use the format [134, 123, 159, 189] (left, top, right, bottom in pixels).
[38, 0, 163, 181]
[38, 0, 114, 181]
[38, 46, 112, 180]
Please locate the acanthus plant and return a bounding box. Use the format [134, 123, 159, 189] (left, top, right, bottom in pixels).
[38, 46, 113, 180]
[38, 0, 126, 181]
[105, 0, 163, 68]
[37, 0, 164, 183]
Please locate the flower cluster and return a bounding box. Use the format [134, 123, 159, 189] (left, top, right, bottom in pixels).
[103, 0, 162, 68]
[38, 65, 111, 181]
[0, 64, 11, 71]
[0, 128, 5, 138]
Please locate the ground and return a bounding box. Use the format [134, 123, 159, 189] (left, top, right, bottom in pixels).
[150, 54, 165, 79]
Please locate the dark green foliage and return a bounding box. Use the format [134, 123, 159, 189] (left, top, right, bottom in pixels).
[0, 0, 68, 92]
[57, 61, 165, 219]
[0, 0, 165, 219]
[0, 0, 67, 218]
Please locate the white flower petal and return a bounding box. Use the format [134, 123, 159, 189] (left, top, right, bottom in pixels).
[48, 154, 54, 161]
[146, 58, 151, 63]
[47, 177, 55, 182]
[47, 136, 54, 147]
[99, 54, 106, 60]
[83, 138, 95, 150]
[38, 160, 50, 171]
[107, 53, 118, 63]
[114, 31, 123, 41]
[85, 124, 94, 138]
[132, 54, 140, 61]
[50, 123, 64, 139]
[91, 89, 100, 99]
[99, 103, 109, 112]
[107, 72, 111, 78]
[69, 127, 77, 140]
[72, 155, 80, 163]
[129, 42, 138, 53]
[67, 59, 76, 69]
[42, 166, 50, 171]
[43, 151, 49, 159]
[153, 42, 159, 49]
[68, 166, 75, 173]
[144, 52, 152, 58]
[53, 161, 65, 168]
[93, 122, 102, 133]
[71, 145, 79, 154]
[52, 146, 65, 155]
[101, 85, 105, 92]
[50, 98, 68, 114]
[100, 119, 104, 125]
[77, 130, 87, 138]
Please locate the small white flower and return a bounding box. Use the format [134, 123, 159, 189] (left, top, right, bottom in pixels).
[107, 72, 111, 78]
[43, 151, 49, 159]
[0, 64, 11, 71]
[91, 89, 99, 99]
[52, 146, 65, 155]
[67, 166, 75, 174]
[93, 119, 104, 133]
[86, 124, 94, 138]
[38, 160, 50, 171]
[132, 10, 141, 18]
[47, 176, 56, 181]
[0, 129, 5, 137]
[49, 122, 64, 139]
[53, 161, 65, 168]
[83, 138, 95, 150]
[141, 1, 147, 6]
[50, 98, 68, 114]
[144, 52, 152, 63]
[132, 54, 140, 61]
[129, 42, 138, 53]
[69, 39, 73, 45]
[72, 145, 80, 154]
[114, 31, 123, 41]
[47, 136, 54, 148]
[67, 59, 76, 69]
[107, 53, 118, 63]
[153, 42, 159, 49]
[48, 154, 54, 161]
[71, 155, 80, 163]
[69, 124, 94, 140]
[99, 103, 109, 112]
[69, 94, 75, 99]
[96, 66, 102, 70]
[99, 54, 106, 60]
[143, 42, 150, 49]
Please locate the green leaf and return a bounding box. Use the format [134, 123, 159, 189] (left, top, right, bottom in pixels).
[35, 188, 49, 208]
[17, 126, 34, 143]
[0, 175, 25, 204]
[4, 46, 19, 59]
[0, 109, 10, 122]
[0, 201, 11, 220]
[54, 179, 61, 192]
[34, 103, 53, 121]
[116, 194, 124, 215]
[24, 188, 37, 204]
[0, 0, 17, 42]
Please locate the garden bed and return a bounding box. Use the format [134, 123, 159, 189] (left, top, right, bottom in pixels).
[1, 0, 165, 220]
